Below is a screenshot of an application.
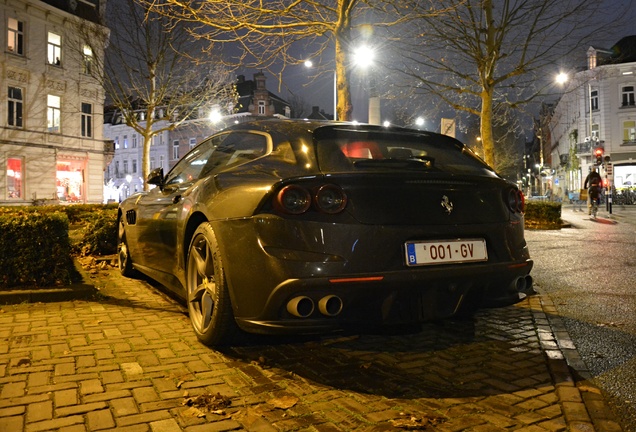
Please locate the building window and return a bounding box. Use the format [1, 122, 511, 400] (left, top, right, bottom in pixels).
[7, 158, 23, 199]
[592, 124, 600, 140]
[123, 159, 129, 174]
[624, 120, 636, 143]
[160, 155, 165, 170]
[114, 136, 120, 150]
[258, 100, 266, 115]
[47, 32, 62, 66]
[7, 18, 24, 55]
[115, 160, 120, 176]
[8, 87, 23, 128]
[132, 134, 137, 148]
[173, 140, 179, 159]
[82, 44, 93, 74]
[150, 157, 155, 169]
[189, 138, 197, 149]
[123, 135, 128, 149]
[81, 103, 92, 137]
[47, 94, 61, 133]
[622, 86, 635, 107]
[132, 159, 137, 173]
[590, 89, 598, 111]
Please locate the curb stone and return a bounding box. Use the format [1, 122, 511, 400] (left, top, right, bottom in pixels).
[534, 294, 625, 432]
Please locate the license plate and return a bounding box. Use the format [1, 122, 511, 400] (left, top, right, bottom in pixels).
[405, 239, 488, 266]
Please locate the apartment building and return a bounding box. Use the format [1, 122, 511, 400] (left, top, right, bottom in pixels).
[548, 35, 636, 195]
[1, 0, 110, 205]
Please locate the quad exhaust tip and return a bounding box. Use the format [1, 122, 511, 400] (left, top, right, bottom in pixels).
[318, 295, 343, 317]
[512, 275, 534, 294]
[287, 295, 343, 318]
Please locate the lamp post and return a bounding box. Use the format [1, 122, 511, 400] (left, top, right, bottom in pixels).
[353, 46, 380, 125]
[305, 60, 337, 121]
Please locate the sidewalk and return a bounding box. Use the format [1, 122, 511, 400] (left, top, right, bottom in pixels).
[562, 202, 636, 226]
[0, 257, 625, 431]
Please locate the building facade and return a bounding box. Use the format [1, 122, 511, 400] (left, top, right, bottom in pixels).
[1, 0, 111, 205]
[547, 36, 636, 198]
[104, 73, 290, 202]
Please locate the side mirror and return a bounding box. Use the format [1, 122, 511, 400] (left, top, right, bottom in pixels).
[147, 167, 164, 188]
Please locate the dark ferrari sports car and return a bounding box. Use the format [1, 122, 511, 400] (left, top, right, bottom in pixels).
[118, 119, 533, 346]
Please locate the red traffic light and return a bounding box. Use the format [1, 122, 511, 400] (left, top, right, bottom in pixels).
[594, 147, 604, 165]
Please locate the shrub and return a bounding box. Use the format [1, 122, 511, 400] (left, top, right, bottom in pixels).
[524, 201, 562, 229]
[72, 208, 118, 256]
[0, 204, 119, 289]
[0, 211, 79, 288]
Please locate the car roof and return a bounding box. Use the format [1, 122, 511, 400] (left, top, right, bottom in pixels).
[222, 118, 465, 150]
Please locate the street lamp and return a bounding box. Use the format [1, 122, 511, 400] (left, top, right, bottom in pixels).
[209, 108, 222, 124]
[353, 45, 379, 125]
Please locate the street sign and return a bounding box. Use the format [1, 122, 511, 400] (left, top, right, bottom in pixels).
[441, 118, 456, 138]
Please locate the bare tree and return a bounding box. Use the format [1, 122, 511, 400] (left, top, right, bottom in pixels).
[285, 92, 311, 119]
[134, 0, 441, 121]
[384, 0, 631, 170]
[78, 0, 236, 190]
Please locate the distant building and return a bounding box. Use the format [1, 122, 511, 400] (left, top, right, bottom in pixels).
[306, 106, 333, 121]
[547, 35, 636, 195]
[104, 72, 290, 202]
[235, 72, 291, 117]
[1, 0, 111, 205]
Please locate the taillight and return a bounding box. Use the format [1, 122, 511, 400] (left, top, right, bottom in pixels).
[275, 185, 311, 214]
[315, 184, 347, 214]
[507, 188, 525, 214]
[274, 184, 347, 215]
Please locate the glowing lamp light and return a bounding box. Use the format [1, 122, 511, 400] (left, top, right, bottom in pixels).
[209, 109, 222, 123]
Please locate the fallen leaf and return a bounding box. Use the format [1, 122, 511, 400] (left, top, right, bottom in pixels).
[183, 392, 232, 412]
[181, 406, 206, 418]
[268, 395, 298, 409]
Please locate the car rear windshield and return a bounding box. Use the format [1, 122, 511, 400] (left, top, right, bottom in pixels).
[314, 127, 495, 176]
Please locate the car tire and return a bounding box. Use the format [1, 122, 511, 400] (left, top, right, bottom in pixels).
[118, 217, 137, 278]
[186, 222, 240, 346]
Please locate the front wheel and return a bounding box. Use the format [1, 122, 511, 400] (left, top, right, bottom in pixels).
[118, 217, 137, 278]
[186, 223, 240, 346]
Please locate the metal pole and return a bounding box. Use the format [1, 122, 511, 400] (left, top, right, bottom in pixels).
[333, 70, 337, 121]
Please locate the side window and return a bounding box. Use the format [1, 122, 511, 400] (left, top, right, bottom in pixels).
[199, 132, 268, 177]
[164, 136, 223, 185]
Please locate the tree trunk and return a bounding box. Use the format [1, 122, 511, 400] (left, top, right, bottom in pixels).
[480, 89, 496, 169]
[334, 0, 353, 121]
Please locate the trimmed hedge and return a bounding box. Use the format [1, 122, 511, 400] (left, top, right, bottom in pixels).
[524, 201, 562, 229]
[0, 211, 78, 288]
[0, 204, 118, 289]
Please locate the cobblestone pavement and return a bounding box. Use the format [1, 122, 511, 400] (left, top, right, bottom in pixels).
[0, 263, 625, 432]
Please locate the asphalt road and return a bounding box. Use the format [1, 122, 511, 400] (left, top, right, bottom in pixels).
[526, 204, 636, 431]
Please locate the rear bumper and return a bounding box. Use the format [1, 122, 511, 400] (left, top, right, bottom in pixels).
[212, 216, 532, 335]
[234, 259, 533, 335]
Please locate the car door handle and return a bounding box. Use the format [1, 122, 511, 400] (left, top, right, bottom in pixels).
[172, 195, 181, 204]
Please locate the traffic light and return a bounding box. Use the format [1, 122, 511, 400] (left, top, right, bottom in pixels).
[594, 147, 603, 165]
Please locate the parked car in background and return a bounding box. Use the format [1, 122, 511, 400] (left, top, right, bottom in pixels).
[118, 119, 533, 346]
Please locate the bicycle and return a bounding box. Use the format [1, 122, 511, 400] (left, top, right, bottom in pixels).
[589, 185, 601, 219]
[591, 197, 599, 219]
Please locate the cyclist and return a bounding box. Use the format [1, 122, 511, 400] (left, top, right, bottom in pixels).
[584, 168, 602, 217]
